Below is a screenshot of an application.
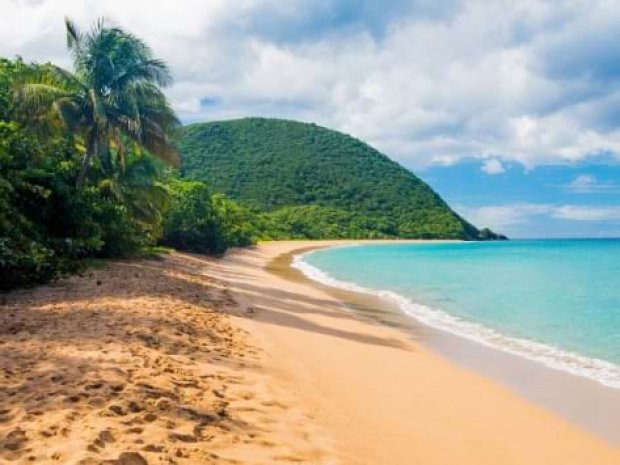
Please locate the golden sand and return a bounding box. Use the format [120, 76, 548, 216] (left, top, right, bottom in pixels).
[0, 253, 332, 464]
[1, 241, 619, 464]
[221, 241, 620, 465]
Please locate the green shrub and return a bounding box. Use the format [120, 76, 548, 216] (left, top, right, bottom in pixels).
[162, 179, 257, 255]
[0, 117, 156, 289]
[1, 53, 173, 290]
[0, 121, 99, 289]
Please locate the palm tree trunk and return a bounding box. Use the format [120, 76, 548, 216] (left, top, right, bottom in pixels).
[76, 138, 97, 189]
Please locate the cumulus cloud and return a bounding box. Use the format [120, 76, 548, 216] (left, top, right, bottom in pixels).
[2, 0, 620, 168]
[481, 158, 506, 175]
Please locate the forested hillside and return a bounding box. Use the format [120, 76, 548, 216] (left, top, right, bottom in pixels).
[179, 118, 501, 240]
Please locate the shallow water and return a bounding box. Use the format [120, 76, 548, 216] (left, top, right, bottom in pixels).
[295, 239, 620, 388]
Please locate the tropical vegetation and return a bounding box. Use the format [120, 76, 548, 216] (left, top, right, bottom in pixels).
[1, 20, 504, 291]
[0, 20, 257, 290]
[162, 178, 257, 255]
[18, 19, 180, 187]
[178, 118, 505, 240]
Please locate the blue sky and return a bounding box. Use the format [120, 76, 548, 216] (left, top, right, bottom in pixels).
[422, 160, 620, 238]
[1, 0, 619, 237]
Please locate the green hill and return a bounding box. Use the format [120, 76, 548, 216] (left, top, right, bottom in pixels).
[178, 118, 503, 240]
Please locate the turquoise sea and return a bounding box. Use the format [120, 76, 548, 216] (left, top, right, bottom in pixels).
[294, 240, 620, 388]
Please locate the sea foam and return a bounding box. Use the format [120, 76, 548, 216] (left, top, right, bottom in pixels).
[292, 249, 620, 390]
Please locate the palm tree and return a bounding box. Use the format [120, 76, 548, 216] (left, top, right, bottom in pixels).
[99, 150, 170, 232]
[17, 18, 180, 187]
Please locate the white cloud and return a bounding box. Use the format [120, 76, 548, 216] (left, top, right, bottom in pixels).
[568, 174, 598, 192]
[458, 203, 620, 233]
[481, 158, 506, 175]
[2, 0, 620, 168]
[457, 203, 552, 229]
[552, 205, 620, 221]
[566, 174, 617, 193]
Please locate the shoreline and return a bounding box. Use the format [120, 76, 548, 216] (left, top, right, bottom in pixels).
[276, 241, 620, 446]
[291, 242, 620, 390]
[218, 240, 620, 464]
[2, 241, 619, 464]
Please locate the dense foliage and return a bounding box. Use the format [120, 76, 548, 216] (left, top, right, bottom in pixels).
[179, 118, 502, 240]
[162, 179, 257, 255]
[0, 57, 163, 289]
[0, 22, 257, 291]
[0, 117, 97, 288]
[1, 20, 506, 291]
[17, 19, 180, 187]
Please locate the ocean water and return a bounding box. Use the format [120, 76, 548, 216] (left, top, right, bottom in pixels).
[294, 240, 620, 388]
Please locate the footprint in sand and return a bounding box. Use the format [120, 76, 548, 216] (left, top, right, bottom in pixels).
[126, 426, 144, 434]
[64, 393, 84, 403]
[273, 454, 306, 463]
[84, 381, 104, 390]
[88, 396, 106, 407]
[97, 429, 116, 446]
[261, 400, 288, 409]
[113, 452, 149, 465]
[0, 408, 14, 423]
[107, 404, 127, 416]
[142, 443, 165, 452]
[2, 427, 28, 453]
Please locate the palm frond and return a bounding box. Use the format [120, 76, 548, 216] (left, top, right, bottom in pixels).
[48, 18, 181, 185]
[107, 80, 179, 166]
[139, 132, 180, 166]
[16, 83, 73, 113]
[128, 183, 170, 224]
[52, 98, 84, 130]
[116, 114, 179, 166]
[65, 18, 82, 50]
[65, 18, 89, 74]
[108, 59, 173, 91]
[121, 154, 160, 185]
[12, 63, 84, 121]
[88, 88, 108, 127]
[47, 64, 86, 92]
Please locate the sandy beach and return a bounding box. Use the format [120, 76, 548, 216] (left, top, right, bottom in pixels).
[220, 240, 620, 464]
[2, 241, 620, 464]
[0, 252, 333, 464]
